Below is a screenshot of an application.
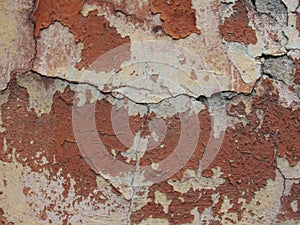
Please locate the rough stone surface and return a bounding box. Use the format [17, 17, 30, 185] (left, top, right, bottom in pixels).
[0, 0, 299, 224]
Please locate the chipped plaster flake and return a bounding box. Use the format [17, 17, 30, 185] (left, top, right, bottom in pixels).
[63, 36, 232, 104]
[274, 81, 300, 108]
[220, 0, 236, 3]
[121, 133, 148, 163]
[291, 200, 298, 213]
[255, 0, 288, 25]
[231, 94, 254, 115]
[81, 1, 163, 39]
[209, 107, 228, 139]
[219, 195, 234, 214]
[150, 95, 206, 119]
[108, 96, 148, 117]
[226, 42, 261, 84]
[16, 72, 67, 116]
[22, 169, 129, 225]
[154, 191, 171, 214]
[219, 2, 236, 23]
[247, 13, 287, 57]
[2, 138, 7, 152]
[34, 22, 84, 77]
[81, 3, 98, 17]
[286, 13, 300, 49]
[0, 1, 17, 55]
[200, 209, 215, 224]
[282, 0, 299, 12]
[70, 83, 104, 106]
[17, 72, 105, 115]
[168, 168, 226, 193]
[185, 1, 249, 91]
[288, 49, 300, 60]
[99, 170, 153, 200]
[277, 157, 300, 179]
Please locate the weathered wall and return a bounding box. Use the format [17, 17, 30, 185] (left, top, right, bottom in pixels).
[0, 0, 300, 224]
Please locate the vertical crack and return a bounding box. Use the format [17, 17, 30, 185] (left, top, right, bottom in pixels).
[273, 128, 287, 208]
[125, 106, 150, 225]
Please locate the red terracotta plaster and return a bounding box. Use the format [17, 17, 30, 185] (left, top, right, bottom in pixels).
[149, 0, 201, 39]
[131, 78, 300, 224]
[31, 0, 130, 70]
[296, 13, 300, 36]
[0, 74, 104, 224]
[294, 59, 300, 85]
[220, 1, 257, 45]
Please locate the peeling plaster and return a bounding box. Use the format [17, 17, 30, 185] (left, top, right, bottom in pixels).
[0, 0, 300, 224]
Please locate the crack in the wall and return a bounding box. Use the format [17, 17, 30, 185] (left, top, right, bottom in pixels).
[28, 0, 38, 71]
[1, 1, 300, 224]
[274, 128, 288, 208]
[125, 108, 150, 225]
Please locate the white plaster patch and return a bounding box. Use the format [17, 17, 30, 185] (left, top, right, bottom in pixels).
[285, 13, 300, 49]
[154, 191, 171, 213]
[0, 150, 44, 225]
[33, 22, 84, 77]
[282, 0, 299, 12]
[121, 132, 149, 163]
[222, 170, 285, 225]
[16, 72, 67, 116]
[291, 200, 298, 213]
[274, 81, 300, 108]
[150, 95, 205, 118]
[277, 157, 300, 179]
[168, 168, 225, 193]
[70, 83, 104, 106]
[284, 180, 300, 196]
[288, 49, 300, 60]
[248, 12, 287, 57]
[226, 42, 261, 84]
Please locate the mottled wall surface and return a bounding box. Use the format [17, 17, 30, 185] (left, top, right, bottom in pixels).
[0, 0, 300, 224]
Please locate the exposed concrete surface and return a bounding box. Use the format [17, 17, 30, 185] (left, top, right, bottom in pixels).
[0, 0, 299, 224]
